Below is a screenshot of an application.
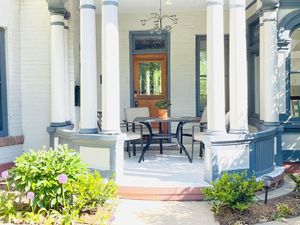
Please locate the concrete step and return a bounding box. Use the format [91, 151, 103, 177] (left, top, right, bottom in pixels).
[118, 186, 205, 201]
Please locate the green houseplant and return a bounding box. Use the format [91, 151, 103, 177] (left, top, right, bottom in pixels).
[155, 99, 171, 120]
[155, 99, 171, 109]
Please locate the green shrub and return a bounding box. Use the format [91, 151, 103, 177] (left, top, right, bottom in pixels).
[203, 171, 263, 212]
[0, 145, 118, 224]
[10, 145, 87, 210]
[67, 171, 118, 212]
[289, 174, 300, 192]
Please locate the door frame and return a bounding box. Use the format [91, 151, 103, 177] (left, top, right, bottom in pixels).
[129, 31, 171, 113]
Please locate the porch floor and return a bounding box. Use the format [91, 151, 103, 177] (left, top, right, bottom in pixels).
[118, 144, 210, 188]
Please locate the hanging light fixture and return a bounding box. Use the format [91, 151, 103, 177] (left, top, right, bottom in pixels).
[140, 0, 178, 34]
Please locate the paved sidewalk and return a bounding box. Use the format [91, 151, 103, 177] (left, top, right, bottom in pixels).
[259, 217, 300, 225]
[112, 199, 219, 225]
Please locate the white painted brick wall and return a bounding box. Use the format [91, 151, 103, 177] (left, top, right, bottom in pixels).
[0, 145, 23, 164]
[0, 0, 23, 163]
[66, 1, 80, 129]
[0, 0, 23, 137]
[20, 0, 51, 151]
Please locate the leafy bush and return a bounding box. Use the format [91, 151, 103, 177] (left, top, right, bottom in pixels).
[155, 99, 171, 109]
[67, 171, 118, 212]
[203, 171, 263, 212]
[11, 145, 88, 210]
[289, 174, 300, 191]
[0, 145, 118, 224]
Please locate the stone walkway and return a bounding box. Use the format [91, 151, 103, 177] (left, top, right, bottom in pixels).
[111, 200, 219, 225]
[111, 199, 300, 225]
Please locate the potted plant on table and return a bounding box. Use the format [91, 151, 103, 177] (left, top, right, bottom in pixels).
[155, 99, 171, 119]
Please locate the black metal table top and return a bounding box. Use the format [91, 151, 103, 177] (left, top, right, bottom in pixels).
[133, 116, 201, 123]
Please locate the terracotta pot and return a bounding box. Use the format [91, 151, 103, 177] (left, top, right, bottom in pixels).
[157, 109, 168, 119]
[157, 109, 168, 133]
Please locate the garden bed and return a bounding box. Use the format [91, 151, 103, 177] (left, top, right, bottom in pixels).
[0, 146, 118, 225]
[216, 190, 300, 225]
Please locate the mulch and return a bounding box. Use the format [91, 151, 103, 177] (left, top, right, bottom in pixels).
[216, 191, 300, 225]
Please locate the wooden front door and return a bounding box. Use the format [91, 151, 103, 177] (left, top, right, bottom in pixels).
[133, 53, 168, 118]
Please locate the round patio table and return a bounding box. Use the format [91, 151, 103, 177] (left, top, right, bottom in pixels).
[133, 116, 201, 163]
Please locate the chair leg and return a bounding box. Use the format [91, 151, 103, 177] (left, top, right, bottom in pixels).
[126, 141, 131, 158]
[180, 126, 183, 154]
[160, 139, 163, 154]
[133, 141, 136, 156]
[191, 140, 194, 162]
[200, 142, 204, 159]
[141, 136, 144, 153]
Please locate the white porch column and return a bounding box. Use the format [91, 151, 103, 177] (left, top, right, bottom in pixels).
[64, 17, 71, 124]
[79, 0, 98, 134]
[259, 15, 265, 121]
[261, 1, 279, 123]
[229, 0, 248, 133]
[101, 0, 120, 133]
[206, 0, 226, 134]
[50, 13, 66, 126]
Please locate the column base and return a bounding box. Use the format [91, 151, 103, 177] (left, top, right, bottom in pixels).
[206, 129, 227, 136]
[66, 120, 72, 125]
[47, 123, 71, 148]
[79, 128, 98, 134]
[229, 128, 249, 134]
[263, 121, 281, 126]
[100, 129, 121, 135]
[50, 122, 67, 127]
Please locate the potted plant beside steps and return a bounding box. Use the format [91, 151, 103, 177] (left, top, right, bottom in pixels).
[155, 99, 171, 133]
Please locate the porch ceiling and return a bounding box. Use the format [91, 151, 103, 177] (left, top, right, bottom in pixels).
[95, 0, 255, 13]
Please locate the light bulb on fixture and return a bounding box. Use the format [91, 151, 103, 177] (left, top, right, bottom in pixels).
[165, 0, 173, 5]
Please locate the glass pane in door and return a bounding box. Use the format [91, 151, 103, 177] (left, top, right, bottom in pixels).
[139, 62, 162, 95]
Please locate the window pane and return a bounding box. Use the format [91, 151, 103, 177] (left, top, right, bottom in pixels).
[290, 28, 300, 117]
[253, 55, 260, 115]
[249, 20, 259, 46]
[197, 37, 229, 114]
[139, 62, 162, 95]
[199, 40, 207, 112]
[0, 84, 3, 131]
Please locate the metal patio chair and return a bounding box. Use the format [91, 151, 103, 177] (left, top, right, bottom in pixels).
[123, 107, 151, 157]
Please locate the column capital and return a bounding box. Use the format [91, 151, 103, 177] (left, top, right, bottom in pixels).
[207, 0, 223, 6]
[102, 0, 119, 7]
[80, 0, 96, 9]
[46, 0, 69, 16]
[261, 0, 279, 12]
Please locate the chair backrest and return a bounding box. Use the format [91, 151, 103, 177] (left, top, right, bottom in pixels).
[124, 107, 150, 122]
[200, 107, 207, 123]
